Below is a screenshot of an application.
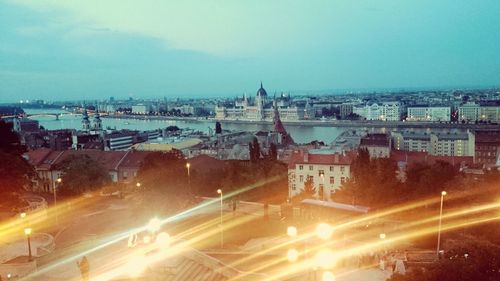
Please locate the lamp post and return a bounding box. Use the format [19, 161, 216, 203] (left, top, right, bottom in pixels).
[24, 228, 32, 261]
[217, 189, 223, 249]
[436, 191, 447, 256]
[136, 182, 141, 190]
[319, 173, 325, 201]
[54, 178, 61, 224]
[186, 163, 191, 192]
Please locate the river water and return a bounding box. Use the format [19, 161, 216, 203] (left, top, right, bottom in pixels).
[24, 109, 351, 143]
[24, 109, 459, 144]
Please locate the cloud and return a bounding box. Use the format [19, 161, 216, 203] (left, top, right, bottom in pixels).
[10, 0, 334, 57]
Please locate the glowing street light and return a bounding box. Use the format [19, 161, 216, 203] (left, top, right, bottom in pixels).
[316, 223, 334, 240]
[379, 233, 386, 240]
[287, 226, 298, 237]
[136, 182, 141, 189]
[287, 248, 299, 262]
[314, 249, 336, 269]
[217, 188, 224, 248]
[436, 190, 447, 256]
[147, 217, 161, 234]
[186, 163, 191, 192]
[24, 228, 32, 261]
[20, 212, 26, 219]
[155, 232, 170, 249]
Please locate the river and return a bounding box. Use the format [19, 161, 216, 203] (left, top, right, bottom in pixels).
[23, 109, 467, 144]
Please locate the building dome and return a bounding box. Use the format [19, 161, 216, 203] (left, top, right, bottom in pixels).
[256, 82, 267, 97]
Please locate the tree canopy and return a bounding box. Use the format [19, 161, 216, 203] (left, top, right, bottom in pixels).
[56, 155, 111, 194]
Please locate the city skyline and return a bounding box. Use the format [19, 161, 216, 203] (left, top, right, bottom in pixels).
[1, 1, 500, 102]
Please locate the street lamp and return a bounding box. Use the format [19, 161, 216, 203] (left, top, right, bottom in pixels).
[287, 226, 298, 238]
[24, 228, 32, 261]
[316, 223, 334, 240]
[320, 173, 325, 201]
[217, 188, 223, 248]
[186, 163, 191, 192]
[379, 233, 386, 240]
[20, 212, 26, 219]
[54, 177, 61, 224]
[136, 182, 141, 189]
[436, 191, 447, 256]
[147, 217, 161, 234]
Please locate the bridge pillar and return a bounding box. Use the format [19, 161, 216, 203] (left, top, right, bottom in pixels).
[55, 114, 59, 120]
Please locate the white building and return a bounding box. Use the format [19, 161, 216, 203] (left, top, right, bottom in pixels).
[215, 83, 308, 121]
[353, 102, 401, 121]
[458, 102, 480, 122]
[288, 149, 354, 201]
[132, 104, 151, 115]
[392, 130, 475, 156]
[407, 106, 451, 122]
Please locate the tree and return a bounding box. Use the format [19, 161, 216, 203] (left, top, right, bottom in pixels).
[57, 155, 111, 194]
[249, 137, 261, 162]
[268, 143, 278, 161]
[0, 121, 33, 210]
[215, 122, 222, 134]
[301, 176, 315, 199]
[388, 240, 500, 281]
[137, 149, 187, 194]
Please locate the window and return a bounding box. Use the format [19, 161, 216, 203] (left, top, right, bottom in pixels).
[330, 177, 334, 185]
[318, 170, 324, 177]
[341, 177, 346, 184]
[329, 166, 334, 172]
[299, 175, 304, 182]
[292, 184, 296, 191]
[299, 165, 303, 170]
[340, 166, 345, 173]
[309, 165, 313, 171]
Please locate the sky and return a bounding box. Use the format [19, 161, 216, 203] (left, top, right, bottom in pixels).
[1, 0, 500, 102]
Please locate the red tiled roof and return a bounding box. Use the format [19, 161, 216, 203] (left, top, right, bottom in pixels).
[188, 154, 224, 171]
[360, 133, 390, 147]
[119, 151, 153, 169]
[24, 148, 53, 166]
[288, 150, 354, 168]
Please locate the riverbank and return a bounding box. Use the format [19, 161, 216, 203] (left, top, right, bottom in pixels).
[103, 114, 498, 130]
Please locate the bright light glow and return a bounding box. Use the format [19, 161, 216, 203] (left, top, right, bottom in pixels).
[217, 189, 222, 194]
[24, 228, 32, 236]
[186, 163, 190, 168]
[315, 249, 336, 269]
[155, 232, 170, 249]
[125, 255, 148, 277]
[20, 212, 26, 218]
[56, 178, 62, 183]
[287, 248, 299, 262]
[147, 218, 161, 233]
[316, 223, 334, 240]
[441, 191, 447, 196]
[379, 233, 386, 239]
[323, 271, 336, 281]
[142, 235, 151, 244]
[287, 226, 297, 237]
[136, 182, 141, 187]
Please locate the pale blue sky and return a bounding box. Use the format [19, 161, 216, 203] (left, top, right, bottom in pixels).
[1, 0, 500, 102]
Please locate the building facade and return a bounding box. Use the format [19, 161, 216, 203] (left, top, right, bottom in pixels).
[288, 149, 353, 201]
[392, 131, 475, 157]
[353, 102, 401, 121]
[407, 106, 451, 122]
[215, 83, 308, 121]
[474, 130, 500, 167]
